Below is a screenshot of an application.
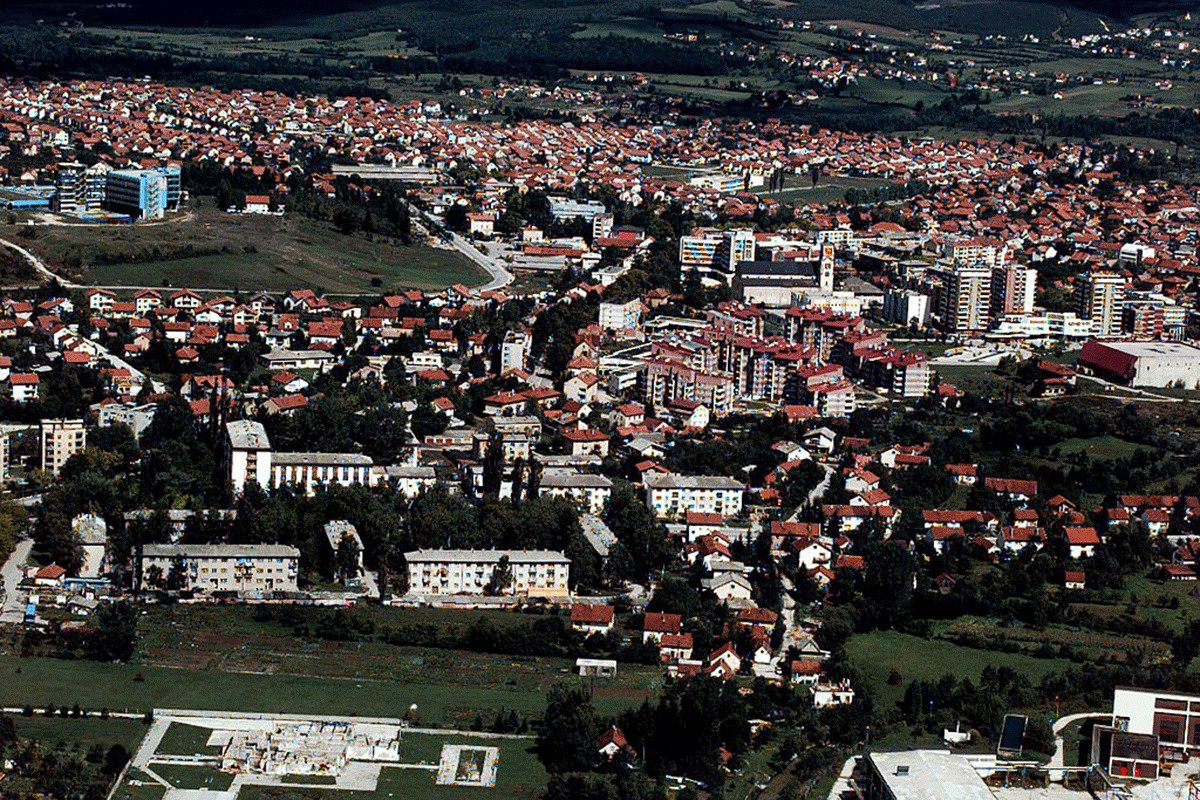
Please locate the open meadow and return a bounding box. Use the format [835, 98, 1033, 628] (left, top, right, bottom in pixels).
[15, 205, 487, 293]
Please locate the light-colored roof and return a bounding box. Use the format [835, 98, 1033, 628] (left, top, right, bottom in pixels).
[540, 473, 614, 489]
[273, 452, 373, 466]
[644, 473, 745, 490]
[404, 549, 570, 564]
[143, 544, 299, 559]
[226, 419, 271, 450]
[867, 751, 996, 800]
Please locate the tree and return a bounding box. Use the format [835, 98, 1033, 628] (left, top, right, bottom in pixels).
[537, 685, 602, 773]
[335, 534, 362, 585]
[484, 555, 513, 596]
[86, 602, 138, 662]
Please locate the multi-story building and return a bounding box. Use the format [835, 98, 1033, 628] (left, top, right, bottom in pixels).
[96, 402, 158, 440]
[643, 359, 735, 416]
[499, 328, 531, 374]
[227, 420, 274, 495]
[1076, 271, 1125, 337]
[991, 264, 1037, 317]
[404, 549, 571, 598]
[938, 265, 992, 333]
[882, 289, 931, 328]
[140, 544, 299, 594]
[1122, 301, 1186, 340]
[538, 473, 614, 514]
[269, 453, 375, 494]
[226, 420, 376, 496]
[942, 237, 1009, 269]
[598, 299, 643, 332]
[643, 473, 745, 519]
[41, 418, 86, 476]
[679, 229, 757, 283]
[105, 168, 170, 220]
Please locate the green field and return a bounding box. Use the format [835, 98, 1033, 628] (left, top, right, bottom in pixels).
[846, 630, 1071, 707]
[12, 713, 149, 752]
[0, 653, 648, 727]
[19, 205, 488, 293]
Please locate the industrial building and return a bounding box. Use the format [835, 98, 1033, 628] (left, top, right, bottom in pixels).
[1077, 340, 1200, 389]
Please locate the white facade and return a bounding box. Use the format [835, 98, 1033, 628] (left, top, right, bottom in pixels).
[141, 544, 300, 594]
[643, 473, 745, 519]
[539, 473, 613, 514]
[404, 549, 570, 598]
[598, 300, 643, 332]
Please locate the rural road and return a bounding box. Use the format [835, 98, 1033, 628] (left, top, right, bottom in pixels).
[0, 235, 83, 289]
[0, 538, 33, 625]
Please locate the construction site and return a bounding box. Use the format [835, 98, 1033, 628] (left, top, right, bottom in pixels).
[116, 709, 527, 800]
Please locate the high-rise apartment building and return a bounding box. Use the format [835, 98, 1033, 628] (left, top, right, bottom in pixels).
[991, 264, 1037, 317]
[1076, 271, 1125, 337]
[938, 266, 992, 332]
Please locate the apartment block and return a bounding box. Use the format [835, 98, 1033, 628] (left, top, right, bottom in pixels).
[141, 544, 300, 594]
[40, 418, 87, 476]
[404, 549, 571, 598]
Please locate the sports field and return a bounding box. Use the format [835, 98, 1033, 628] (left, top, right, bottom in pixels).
[18, 205, 488, 292]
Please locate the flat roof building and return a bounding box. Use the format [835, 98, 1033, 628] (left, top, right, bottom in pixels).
[862, 751, 996, 800]
[1078, 340, 1200, 389]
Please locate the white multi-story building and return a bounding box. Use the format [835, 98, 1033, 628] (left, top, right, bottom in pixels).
[404, 549, 570, 598]
[643, 473, 745, 519]
[227, 420, 274, 495]
[96, 402, 158, 440]
[882, 289, 930, 328]
[226, 420, 376, 496]
[1076, 271, 1125, 337]
[379, 465, 438, 498]
[141, 544, 300, 594]
[41, 418, 87, 476]
[598, 300, 644, 332]
[539, 473, 613, 514]
[499, 329, 531, 374]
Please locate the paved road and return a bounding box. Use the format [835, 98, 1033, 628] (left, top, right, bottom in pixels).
[438, 229, 513, 292]
[1048, 711, 1109, 780]
[788, 462, 835, 521]
[0, 538, 33, 624]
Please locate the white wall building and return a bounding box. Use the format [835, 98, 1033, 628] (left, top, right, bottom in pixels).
[643, 473, 745, 519]
[404, 549, 570, 598]
[539, 473, 613, 514]
[141, 544, 300, 594]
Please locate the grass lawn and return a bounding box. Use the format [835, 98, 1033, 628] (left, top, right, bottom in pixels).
[12, 713, 149, 753]
[0, 654, 647, 728]
[1048, 436, 1149, 461]
[21, 205, 487, 293]
[155, 721, 222, 756]
[150, 764, 234, 791]
[846, 630, 1071, 708]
